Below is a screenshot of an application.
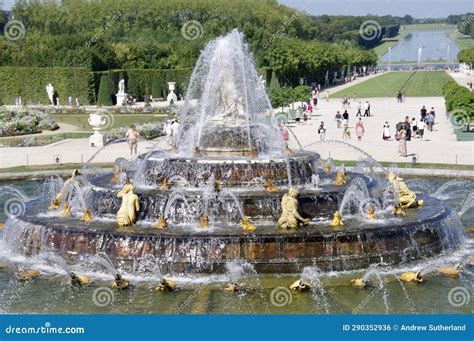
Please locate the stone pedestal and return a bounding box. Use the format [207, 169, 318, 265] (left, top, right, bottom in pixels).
[167, 82, 178, 104]
[89, 131, 106, 147]
[116, 92, 127, 106]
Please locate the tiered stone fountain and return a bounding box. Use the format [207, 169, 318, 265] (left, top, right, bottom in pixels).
[3, 30, 465, 275]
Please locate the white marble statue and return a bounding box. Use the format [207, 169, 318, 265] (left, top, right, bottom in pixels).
[116, 79, 127, 106]
[46, 83, 54, 105]
[118, 79, 125, 94]
[211, 70, 247, 126]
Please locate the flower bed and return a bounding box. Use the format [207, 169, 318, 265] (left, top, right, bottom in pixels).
[107, 122, 164, 140]
[0, 108, 59, 137]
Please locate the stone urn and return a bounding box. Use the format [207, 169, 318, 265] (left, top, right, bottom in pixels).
[88, 112, 107, 147]
[167, 82, 178, 104]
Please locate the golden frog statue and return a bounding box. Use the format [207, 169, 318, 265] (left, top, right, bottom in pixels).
[198, 214, 209, 228]
[159, 178, 172, 191]
[62, 203, 72, 217]
[438, 264, 461, 276]
[278, 188, 309, 229]
[49, 169, 81, 210]
[264, 179, 279, 193]
[155, 215, 167, 229]
[241, 216, 257, 232]
[70, 272, 91, 286]
[387, 173, 424, 209]
[112, 273, 129, 290]
[334, 170, 347, 186]
[155, 278, 177, 291]
[366, 206, 378, 220]
[116, 183, 140, 226]
[81, 209, 93, 223]
[351, 278, 366, 288]
[329, 211, 343, 228]
[324, 161, 332, 175]
[399, 271, 423, 283]
[289, 279, 312, 292]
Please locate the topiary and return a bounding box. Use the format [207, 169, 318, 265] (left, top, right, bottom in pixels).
[97, 76, 114, 106]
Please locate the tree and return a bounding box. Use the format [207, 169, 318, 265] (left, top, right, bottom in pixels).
[152, 76, 164, 99]
[458, 48, 474, 64]
[97, 75, 114, 106]
[269, 70, 280, 91]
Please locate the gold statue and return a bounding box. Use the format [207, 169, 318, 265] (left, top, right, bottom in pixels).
[16, 269, 41, 281]
[62, 203, 72, 217]
[111, 168, 123, 184]
[393, 206, 407, 216]
[198, 214, 209, 228]
[81, 209, 93, 223]
[224, 282, 241, 293]
[112, 273, 129, 290]
[366, 206, 378, 220]
[329, 211, 343, 228]
[70, 272, 91, 286]
[351, 278, 366, 288]
[285, 142, 294, 156]
[278, 188, 309, 229]
[399, 271, 423, 283]
[159, 178, 172, 191]
[387, 173, 424, 209]
[438, 264, 461, 276]
[324, 161, 332, 175]
[241, 216, 257, 232]
[334, 170, 347, 186]
[49, 169, 81, 210]
[264, 179, 279, 193]
[116, 183, 140, 226]
[289, 279, 312, 292]
[214, 180, 221, 192]
[155, 278, 177, 291]
[155, 215, 167, 229]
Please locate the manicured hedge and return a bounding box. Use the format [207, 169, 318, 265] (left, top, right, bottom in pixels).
[0, 67, 192, 105]
[442, 81, 474, 120]
[0, 67, 92, 106]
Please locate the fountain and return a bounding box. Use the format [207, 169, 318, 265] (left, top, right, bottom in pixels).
[0, 30, 466, 277]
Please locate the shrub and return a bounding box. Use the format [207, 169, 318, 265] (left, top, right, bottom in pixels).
[0, 108, 59, 137]
[97, 76, 115, 106]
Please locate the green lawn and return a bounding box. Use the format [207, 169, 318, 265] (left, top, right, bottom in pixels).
[52, 114, 167, 131]
[332, 71, 453, 98]
[401, 23, 456, 30]
[456, 37, 474, 50]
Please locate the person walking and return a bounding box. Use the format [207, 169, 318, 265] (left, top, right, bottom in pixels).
[420, 106, 427, 122]
[342, 122, 351, 141]
[397, 126, 407, 157]
[411, 117, 418, 138]
[126, 124, 140, 159]
[334, 111, 343, 128]
[355, 118, 365, 141]
[382, 122, 391, 140]
[426, 112, 434, 132]
[342, 110, 349, 126]
[404, 116, 412, 141]
[356, 101, 362, 117]
[325, 90, 330, 102]
[418, 119, 425, 140]
[363, 101, 369, 117]
[318, 121, 326, 141]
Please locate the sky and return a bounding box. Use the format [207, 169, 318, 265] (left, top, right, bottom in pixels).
[278, 0, 474, 18]
[2, 0, 473, 18]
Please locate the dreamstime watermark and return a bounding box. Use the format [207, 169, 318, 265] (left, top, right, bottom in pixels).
[447, 109, 470, 129]
[85, 11, 123, 48]
[92, 287, 116, 307]
[3, 197, 26, 218]
[5, 322, 85, 335]
[352, 286, 382, 314]
[441, 14, 473, 49]
[447, 286, 470, 308]
[3, 20, 26, 41]
[174, 283, 207, 314]
[270, 287, 292, 307]
[181, 20, 203, 41]
[359, 20, 382, 42]
[263, 13, 300, 49]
